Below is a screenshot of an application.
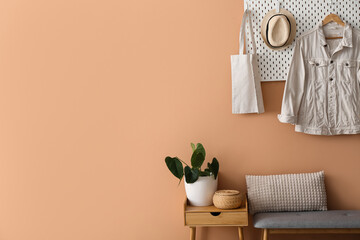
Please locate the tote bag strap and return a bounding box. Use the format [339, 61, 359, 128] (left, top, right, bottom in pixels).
[239, 9, 256, 55]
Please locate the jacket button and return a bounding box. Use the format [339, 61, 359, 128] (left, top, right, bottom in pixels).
[330, 60, 334, 64]
[346, 63, 349, 66]
[316, 63, 319, 66]
[330, 78, 333, 81]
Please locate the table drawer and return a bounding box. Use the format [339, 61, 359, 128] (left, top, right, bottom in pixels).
[185, 211, 248, 226]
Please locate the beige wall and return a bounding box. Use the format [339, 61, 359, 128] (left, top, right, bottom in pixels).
[0, 0, 359, 240]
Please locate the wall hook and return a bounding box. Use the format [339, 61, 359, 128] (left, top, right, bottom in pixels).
[276, 0, 280, 13]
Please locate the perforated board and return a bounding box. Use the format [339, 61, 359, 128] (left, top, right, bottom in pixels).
[244, 0, 360, 81]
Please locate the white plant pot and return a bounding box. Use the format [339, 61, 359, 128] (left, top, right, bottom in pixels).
[185, 175, 218, 206]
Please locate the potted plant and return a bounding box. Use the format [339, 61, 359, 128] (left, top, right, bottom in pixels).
[165, 143, 219, 206]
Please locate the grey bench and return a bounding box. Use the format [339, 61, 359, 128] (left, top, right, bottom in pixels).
[253, 210, 360, 240]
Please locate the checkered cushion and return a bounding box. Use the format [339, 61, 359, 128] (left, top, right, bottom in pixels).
[246, 171, 327, 214]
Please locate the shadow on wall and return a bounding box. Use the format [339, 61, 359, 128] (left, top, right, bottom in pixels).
[261, 82, 284, 114]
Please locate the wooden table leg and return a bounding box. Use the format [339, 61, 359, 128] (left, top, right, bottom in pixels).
[238, 227, 244, 240]
[190, 227, 196, 240]
[262, 229, 268, 240]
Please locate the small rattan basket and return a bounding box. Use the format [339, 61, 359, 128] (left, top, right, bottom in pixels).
[213, 190, 242, 209]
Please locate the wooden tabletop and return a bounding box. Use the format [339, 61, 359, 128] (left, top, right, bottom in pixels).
[184, 194, 248, 213]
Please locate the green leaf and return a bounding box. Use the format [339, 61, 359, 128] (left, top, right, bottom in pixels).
[165, 157, 184, 181]
[208, 158, 219, 179]
[191, 151, 205, 169]
[190, 143, 196, 152]
[199, 170, 211, 176]
[195, 143, 206, 159]
[184, 166, 199, 183]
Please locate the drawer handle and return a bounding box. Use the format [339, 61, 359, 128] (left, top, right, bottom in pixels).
[210, 212, 221, 216]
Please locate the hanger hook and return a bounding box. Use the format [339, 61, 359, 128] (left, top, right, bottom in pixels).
[326, 0, 334, 13]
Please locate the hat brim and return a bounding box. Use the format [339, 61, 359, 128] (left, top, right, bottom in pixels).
[261, 8, 297, 51]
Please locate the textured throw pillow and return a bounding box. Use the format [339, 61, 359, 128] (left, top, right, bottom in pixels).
[246, 171, 327, 214]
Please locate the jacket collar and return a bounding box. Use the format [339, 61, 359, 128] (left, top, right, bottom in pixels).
[317, 22, 353, 48]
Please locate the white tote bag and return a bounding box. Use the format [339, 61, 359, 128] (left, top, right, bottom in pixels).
[231, 9, 264, 114]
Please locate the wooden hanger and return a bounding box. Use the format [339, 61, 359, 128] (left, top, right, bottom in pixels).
[322, 13, 345, 39]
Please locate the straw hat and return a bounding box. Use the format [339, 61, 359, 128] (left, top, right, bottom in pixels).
[261, 8, 296, 50]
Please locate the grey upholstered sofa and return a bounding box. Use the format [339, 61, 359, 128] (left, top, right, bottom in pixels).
[245, 172, 360, 239]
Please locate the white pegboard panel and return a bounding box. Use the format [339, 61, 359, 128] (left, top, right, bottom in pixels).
[244, 0, 360, 81]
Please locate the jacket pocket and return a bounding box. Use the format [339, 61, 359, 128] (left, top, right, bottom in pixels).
[341, 60, 357, 83]
[308, 59, 328, 81]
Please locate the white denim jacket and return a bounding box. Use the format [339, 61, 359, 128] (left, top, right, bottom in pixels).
[278, 22, 360, 135]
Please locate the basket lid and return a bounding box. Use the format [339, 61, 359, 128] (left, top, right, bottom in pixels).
[214, 190, 240, 196]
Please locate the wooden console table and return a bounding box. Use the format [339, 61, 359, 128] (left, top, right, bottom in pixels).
[184, 194, 248, 240]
